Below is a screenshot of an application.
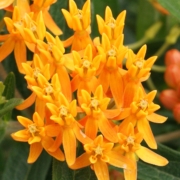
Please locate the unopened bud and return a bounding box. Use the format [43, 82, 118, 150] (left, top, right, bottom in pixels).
[164, 64, 180, 88]
[145, 21, 162, 40]
[165, 49, 180, 66]
[166, 25, 180, 45]
[159, 89, 180, 110]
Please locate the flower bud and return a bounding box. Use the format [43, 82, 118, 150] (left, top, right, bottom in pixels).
[164, 64, 180, 88]
[173, 103, 180, 123]
[165, 49, 180, 66]
[159, 89, 180, 110]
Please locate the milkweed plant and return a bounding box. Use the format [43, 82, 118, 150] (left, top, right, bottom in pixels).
[1, 0, 180, 180]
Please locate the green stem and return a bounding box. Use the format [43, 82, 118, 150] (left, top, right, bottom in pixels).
[151, 64, 166, 72]
[146, 77, 159, 97]
[127, 36, 148, 50]
[154, 42, 169, 57]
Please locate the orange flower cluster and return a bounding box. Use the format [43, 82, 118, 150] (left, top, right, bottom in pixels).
[0, 0, 168, 180]
[160, 49, 180, 123]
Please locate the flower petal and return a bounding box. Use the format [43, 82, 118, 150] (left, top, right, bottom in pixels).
[27, 143, 43, 163]
[147, 113, 167, 123]
[136, 146, 168, 166]
[63, 128, 76, 166]
[137, 118, 157, 149]
[94, 160, 109, 180]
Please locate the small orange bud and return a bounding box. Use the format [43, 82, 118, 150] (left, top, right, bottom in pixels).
[173, 103, 180, 123]
[159, 89, 180, 110]
[165, 49, 180, 66]
[164, 65, 180, 88]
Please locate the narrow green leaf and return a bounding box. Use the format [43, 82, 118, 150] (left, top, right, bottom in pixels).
[3, 72, 15, 100]
[0, 98, 23, 117]
[158, 0, 180, 21]
[52, 158, 97, 180]
[2, 142, 52, 180]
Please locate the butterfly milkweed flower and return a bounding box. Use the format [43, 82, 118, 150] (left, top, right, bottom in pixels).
[11, 112, 65, 163]
[116, 123, 168, 180]
[96, 6, 126, 41]
[62, 0, 95, 52]
[46, 92, 91, 166]
[119, 87, 167, 149]
[70, 135, 136, 180]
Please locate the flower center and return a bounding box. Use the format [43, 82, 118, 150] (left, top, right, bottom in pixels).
[33, 67, 41, 78]
[126, 135, 134, 144]
[28, 124, 37, 134]
[59, 105, 68, 117]
[76, 9, 83, 19]
[82, 60, 91, 68]
[108, 48, 116, 57]
[48, 42, 54, 51]
[91, 99, 99, 109]
[135, 60, 144, 69]
[94, 145, 103, 155]
[139, 99, 148, 110]
[107, 17, 116, 29]
[45, 84, 53, 95]
[30, 22, 37, 32]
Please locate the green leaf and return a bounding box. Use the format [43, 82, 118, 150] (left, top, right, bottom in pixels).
[137, 144, 180, 180]
[0, 121, 6, 143]
[158, 0, 180, 21]
[3, 72, 15, 100]
[2, 142, 52, 180]
[52, 158, 97, 180]
[0, 98, 23, 117]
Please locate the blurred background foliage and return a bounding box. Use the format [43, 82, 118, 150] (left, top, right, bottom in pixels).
[1, 0, 180, 179]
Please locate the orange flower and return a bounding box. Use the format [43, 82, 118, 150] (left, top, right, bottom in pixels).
[71, 135, 135, 180]
[71, 44, 102, 94]
[37, 32, 72, 101]
[46, 92, 91, 166]
[124, 45, 157, 84]
[62, 0, 95, 52]
[78, 85, 119, 142]
[116, 123, 168, 180]
[11, 112, 65, 163]
[30, 0, 62, 35]
[96, 6, 126, 41]
[0, 6, 27, 73]
[119, 87, 167, 149]
[97, 33, 127, 107]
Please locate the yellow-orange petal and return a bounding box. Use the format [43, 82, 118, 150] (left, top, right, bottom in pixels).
[70, 153, 91, 169]
[28, 136, 41, 144]
[56, 66, 72, 101]
[14, 40, 27, 73]
[63, 128, 76, 166]
[136, 146, 168, 166]
[109, 70, 123, 107]
[16, 92, 36, 110]
[98, 115, 118, 143]
[94, 160, 109, 180]
[0, 0, 14, 9]
[85, 117, 98, 140]
[17, 116, 32, 127]
[137, 118, 157, 149]
[11, 129, 29, 142]
[43, 10, 62, 35]
[27, 142, 43, 163]
[0, 37, 15, 61]
[147, 113, 167, 123]
[47, 147, 65, 161]
[108, 151, 135, 170]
